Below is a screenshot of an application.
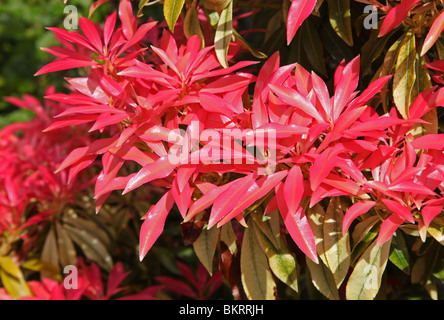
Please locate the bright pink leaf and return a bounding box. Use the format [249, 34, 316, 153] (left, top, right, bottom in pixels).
[381, 198, 414, 223]
[269, 84, 324, 123]
[34, 59, 95, 76]
[342, 200, 376, 234]
[119, 0, 136, 40]
[284, 165, 304, 215]
[123, 156, 177, 194]
[216, 170, 288, 227]
[410, 134, 444, 150]
[276, 182, 318, 263]
[139, 191, 174, 261]
[421, 11, 444, 56]
[208, 174, 256, 228]
[286, 0, 317, 45]
[376, 214, 404, 246]
[378, 0, 421, 37]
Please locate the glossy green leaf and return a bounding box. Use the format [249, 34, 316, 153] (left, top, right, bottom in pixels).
[233, 29, 267, 60]
[350, 215, 380, 260]
[388, 231, 410, 274]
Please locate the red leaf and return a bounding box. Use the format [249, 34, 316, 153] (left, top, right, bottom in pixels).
[139, 191, 174, 261]
[208, 174, 257, 228]
[56, 137, 117, 173]
[106, 263, 130, 298]
[381, 198, 414, 223]
[171, 178, 191, 218]
[376, 214, 404, 246]
[155, 276, 197, 298]
[119, 0, 136, 40]
[184, 182, 231, 223]
[286, 0, 317, 45]
[284, 165, 304, 215]
[342, 200, 376, 234]
[216, 170, 288, 227]
[42, 114, 97, 131]
[310, 145, 344, 191]
[388, 181, 436, 196]
[410, 134, 444, 150]
[332, 56, 360, 120]
[118, 21, 158, 56]
[46, 27, 97, 52]
[378, 0, 421, 37]
[422, 202, 444, 229]
[89, 0, 110, 18]
[123, 156, 177, 194]
[198, 92, 239, 116]
[421, 11, 444, 56]
[348, 75, 392, 110]
[79, 17, 103, 52]
[103, 11, 116, 48]
[311, 71, 331, 119]
[269, 84, 324, 123]
[34, 59, 95, 76]
[276, 182, 318, 263]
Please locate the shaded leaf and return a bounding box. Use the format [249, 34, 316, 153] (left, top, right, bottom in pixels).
[193, 225, 221, 275]
[64, 224, 113, 271]
[306, 257, 340, 300]
[301, 20, 327, 77]
[41, 228, 60, 279]
[240, 218, 276, 300]
[388, 231, 411, 274]
[184, 0, 205, 46]
[327, 0, 353, 46]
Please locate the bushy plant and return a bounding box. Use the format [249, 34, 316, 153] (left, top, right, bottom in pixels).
[1, 0, 444, 300]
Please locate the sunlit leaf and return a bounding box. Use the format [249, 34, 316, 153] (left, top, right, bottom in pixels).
[164, 0, 186, 32]
[0, 257, 32, 300]
[393, 28, 416, 119]
[214, 0, 233, 68]
[346, 238, 391, 300]
[252, 211, 299, 292]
